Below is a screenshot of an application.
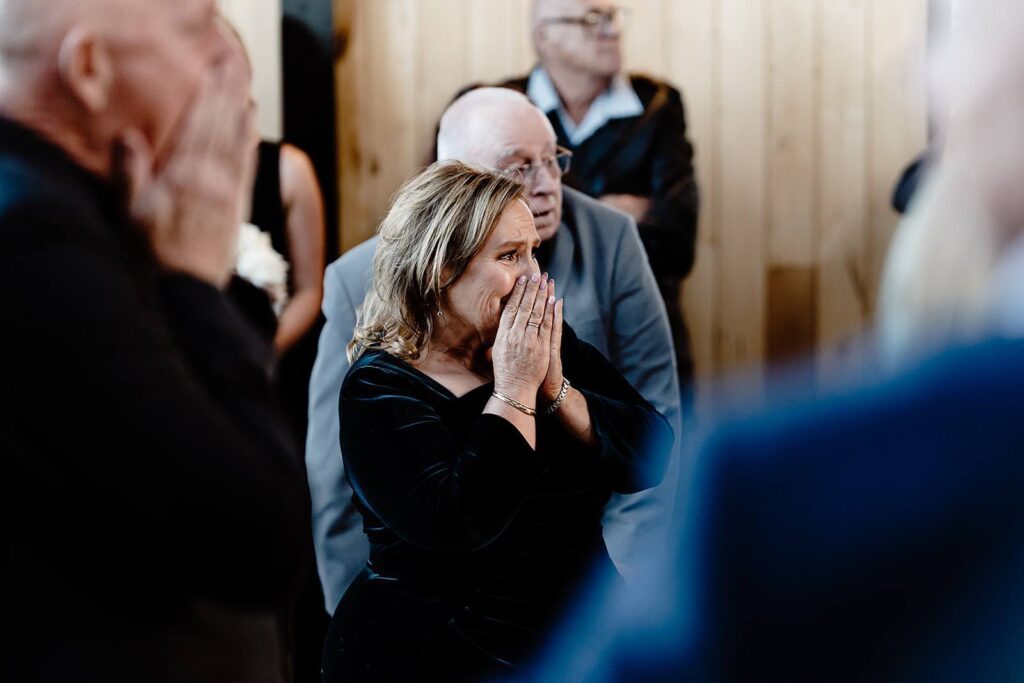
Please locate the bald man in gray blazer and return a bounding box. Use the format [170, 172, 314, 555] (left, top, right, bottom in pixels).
[306, 89, 683, 613]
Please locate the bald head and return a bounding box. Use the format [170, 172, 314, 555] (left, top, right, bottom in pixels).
[437, 87, 564, 241]
[0, 0, 227, 179]
[437, 87, 556, 164]
[0, 0, 85, 93]
[0, 0, 77, 53]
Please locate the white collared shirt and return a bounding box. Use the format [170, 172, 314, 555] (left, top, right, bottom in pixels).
[526, 66, 644, 147]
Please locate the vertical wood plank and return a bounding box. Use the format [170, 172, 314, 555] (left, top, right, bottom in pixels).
[671, 0, 717, 393]
[357, 0, 419, 248]
[717, 0, 767, 381]
[509, 0, 535, 72]
[218, 0, 283, 140]
[768, 0, 817, 266]
[467, 0, 515, 83]
[620, 0, 668, 75]
[766, 266, 819, 363]
[416, 0, 469, 165]
[335, 0, 366, 252]
[817, 0, 870, 379]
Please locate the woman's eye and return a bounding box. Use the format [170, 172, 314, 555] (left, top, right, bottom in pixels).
[500, 252, 517, 261]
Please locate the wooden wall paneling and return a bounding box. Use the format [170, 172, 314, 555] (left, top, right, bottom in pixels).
[335, 0, 367, 252]
[766, 266, 819, 366]
[866, 0, 929, 308]
[717, 0, 768, 385]
[620, 0, 668, 76]
[415, 0, 470, 166]
[331, 0, 931, 384]
[817, 0, 870, 380]
[467, 0, 516, 83]
[218, 0, 283, 140]
[672, 0, 718, 391]
[765, 0, 820, 368]
[359, 0, 420, 247]
[768, 0, 818, 267]
[509, 0, 535, 71]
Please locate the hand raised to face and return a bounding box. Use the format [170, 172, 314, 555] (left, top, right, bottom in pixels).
[115, 51, 258, 287]
[491, 273, 557, 401]
[538, 279, 565, 403]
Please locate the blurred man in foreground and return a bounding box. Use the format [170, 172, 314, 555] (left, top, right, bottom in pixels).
[0, 1, 307, 680]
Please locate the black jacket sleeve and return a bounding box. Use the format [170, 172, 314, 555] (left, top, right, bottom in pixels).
[556, 324, 674, 494]
[2, 199, 308, 607]
[339, 357, 548, 553]
[639, 85, 700, 281]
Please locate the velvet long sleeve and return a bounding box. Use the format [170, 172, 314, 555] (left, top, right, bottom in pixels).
[556, 324, 674, 494]
[339, 355, 547, 553]
[638, 85, 699, 281]
[326, 324, 672, 680]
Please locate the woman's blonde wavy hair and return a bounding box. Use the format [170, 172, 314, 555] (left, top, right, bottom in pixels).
[348, 161, 527, 363]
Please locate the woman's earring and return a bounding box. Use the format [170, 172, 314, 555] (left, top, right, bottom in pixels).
[436, 309, 445, 320]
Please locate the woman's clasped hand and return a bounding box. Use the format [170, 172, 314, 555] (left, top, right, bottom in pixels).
[491, 272, 564, 406]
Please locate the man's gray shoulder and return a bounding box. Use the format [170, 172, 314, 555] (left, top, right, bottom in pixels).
[563, 187, 636, 245]
[326, 235, 378, 285]
[561, 188, 654, 292]
[561, 185, 638, 260]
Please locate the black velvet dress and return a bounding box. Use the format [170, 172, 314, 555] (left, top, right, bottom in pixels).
[323, 324, 673, 681]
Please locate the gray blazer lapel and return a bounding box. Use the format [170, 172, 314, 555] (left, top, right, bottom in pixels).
[545, 212, 577, 302]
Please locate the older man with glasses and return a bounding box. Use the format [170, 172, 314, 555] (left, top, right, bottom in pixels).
[306, 87, 683, 615]
[493, 0, 700, 402]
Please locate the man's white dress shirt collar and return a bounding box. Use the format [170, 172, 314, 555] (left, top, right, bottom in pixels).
[526, 67, 643, 147]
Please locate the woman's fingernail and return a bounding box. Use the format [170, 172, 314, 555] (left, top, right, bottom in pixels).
[531, 273, 540, 283]
[518, 275, 527, 284]
[540, 279, 547, 291]
[549, 296, 556, 305]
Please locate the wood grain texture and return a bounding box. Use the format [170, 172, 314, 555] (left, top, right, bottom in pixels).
[717, 0, 767, 384]
[817, 0, 871, 381]
[767, 265, 819, 363]
[768, 0, 818, 267]
[334, 0, 366, 253]
[673, 0, 718, 406]
[331, 0, 929, 391]
[218, 0, 283, 139]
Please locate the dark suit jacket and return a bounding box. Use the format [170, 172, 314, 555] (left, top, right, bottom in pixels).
[522, 338, 1024, 682]
[0, 116, 308, 682]
[500, 73, 699, 285]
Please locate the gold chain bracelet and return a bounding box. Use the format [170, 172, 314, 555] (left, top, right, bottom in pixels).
[491, 390, 537, 417]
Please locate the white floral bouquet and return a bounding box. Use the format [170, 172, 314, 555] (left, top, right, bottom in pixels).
[234, 222, 289, 316]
